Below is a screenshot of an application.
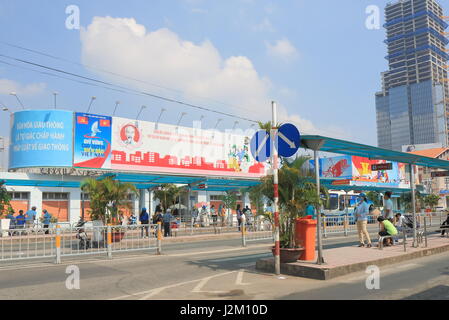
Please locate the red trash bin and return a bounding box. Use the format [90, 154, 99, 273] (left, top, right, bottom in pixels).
[295, 217, 317, 261]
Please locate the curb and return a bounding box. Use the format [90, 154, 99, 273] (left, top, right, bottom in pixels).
[255, 242, 449, 280]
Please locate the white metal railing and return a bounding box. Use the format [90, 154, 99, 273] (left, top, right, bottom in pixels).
[321, 212, 448, 238]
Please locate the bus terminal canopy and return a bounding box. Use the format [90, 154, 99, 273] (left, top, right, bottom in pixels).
[299, 134, 449, 265]
[98, 173, 261, 192]
[301, 135, 449, 169]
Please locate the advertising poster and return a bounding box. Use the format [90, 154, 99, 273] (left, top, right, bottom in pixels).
[351, 156, 401, 187]
[110, 117, 265, 177]
[73, 113, 112, 169]
[320, 155, 352, 179]
[9, 110, 73, 169]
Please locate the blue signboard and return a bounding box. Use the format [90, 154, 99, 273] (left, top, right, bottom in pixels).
[73, 113, 112, 169]
[9, 110, 73, 169]
[250, 130, 271, 162]
[277, 123, 300, 157]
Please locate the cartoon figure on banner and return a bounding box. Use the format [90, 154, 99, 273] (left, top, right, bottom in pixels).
[228, 142, 251, 173]
[323, 158, 350, 178]
[119, 121, 143, 148]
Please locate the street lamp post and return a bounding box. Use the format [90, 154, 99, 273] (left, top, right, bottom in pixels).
[10, 92, 25, 109]
[136, 105, 146, 120]
[112, 101, 120, 116]
[53, 92, 58, 109]
[86, 96, 96, 113]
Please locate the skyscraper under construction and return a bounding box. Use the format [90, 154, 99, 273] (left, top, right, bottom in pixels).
[375, 0, 449, 151]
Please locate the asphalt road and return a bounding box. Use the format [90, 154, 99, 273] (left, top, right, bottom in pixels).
[0, 230, 448, 300]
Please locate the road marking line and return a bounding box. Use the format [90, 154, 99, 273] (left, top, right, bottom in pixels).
[111, 270, 237, 300]
[235, 269, 250, 286]
[138, 288, 166, 300]
[209, 253, 270, 262]
[0, 244, 270, 271]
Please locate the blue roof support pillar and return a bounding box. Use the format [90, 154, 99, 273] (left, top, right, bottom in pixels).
[304, 138, 326, 265]
[410, 163, 418, 248]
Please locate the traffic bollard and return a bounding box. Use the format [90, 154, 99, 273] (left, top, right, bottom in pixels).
[344, 216, 348, 237]
[107, 225, 112, 259]
[242, 224, 246, 247]
[55, 224, 61, 264]
[157, 221, 162, 255]
[424, 217, 428, 248]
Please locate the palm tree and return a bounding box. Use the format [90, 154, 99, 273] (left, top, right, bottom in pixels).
[81, 177, 138, 224]
[0, 181, 12, 217]
[259, 156, 328, 248]
[154, 184, 181, 211]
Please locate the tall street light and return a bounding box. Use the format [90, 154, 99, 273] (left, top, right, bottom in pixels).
[10, 92, 25, 109]
[112, 101, 120, 116]
[53, 92, 58, 109]
[86, 96, 96, 113]
[136, 105, 146, 120]
[176, 112, 187, 128]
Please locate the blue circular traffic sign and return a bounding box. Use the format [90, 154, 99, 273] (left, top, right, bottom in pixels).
[250, 130, 271, 162]
[277, 123, 300, 157]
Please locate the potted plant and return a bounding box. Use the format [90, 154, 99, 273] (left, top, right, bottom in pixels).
[81, 177, 137, 244]
[255, 123, 328, 262]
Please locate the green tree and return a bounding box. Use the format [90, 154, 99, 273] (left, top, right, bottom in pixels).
[399, 190, 423, 212]
[366, 191, 382, 207]
[424, 194, 440, 211]
[220, 190, 238, 216]
[81, 177, 138, 224]
[154, 184, 181, 211]
[258, 156, 328, 248]
[0, 181, 13, 217]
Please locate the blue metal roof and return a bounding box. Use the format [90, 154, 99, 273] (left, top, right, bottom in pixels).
[301, 135, 449, 169]
[99, 173, 261, 192]
[1, 179, 81, 188]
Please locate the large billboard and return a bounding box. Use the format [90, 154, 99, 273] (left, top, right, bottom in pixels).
[110, 117, 265, 177]
[9, 110, 73, 169]
[310, 155, 410, 189]
[73, 113, 112, 169]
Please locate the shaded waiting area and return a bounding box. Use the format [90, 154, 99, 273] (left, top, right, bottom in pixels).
[300, 135, 449, 265]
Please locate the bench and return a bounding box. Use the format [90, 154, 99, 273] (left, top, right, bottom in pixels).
[378, 229, 425, 250]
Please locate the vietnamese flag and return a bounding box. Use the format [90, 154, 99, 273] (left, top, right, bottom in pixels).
[77, 116, 88, 124]
[100, 119, 110, 127]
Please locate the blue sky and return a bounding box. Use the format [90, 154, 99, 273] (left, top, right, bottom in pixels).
[0, 0, 397, 149]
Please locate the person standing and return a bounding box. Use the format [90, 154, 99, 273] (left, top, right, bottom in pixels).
[15, 210, 26, 232]
[25, 206, 37, 229]
[6, 211, 16, 236]
[383, 191, 394, 222]
[355, 193, 372, 248]
[210, 205, 218, 226]
[163, 209, 174, 237]
[139, 208, 150, 238]
[305, 203, 316, 220]
[42, 209, 52, 234]
[236, 204, 243, 231]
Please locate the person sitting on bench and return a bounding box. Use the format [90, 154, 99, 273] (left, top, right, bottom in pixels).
[438, 213, 449, 237]
[378, 216, 398, 247]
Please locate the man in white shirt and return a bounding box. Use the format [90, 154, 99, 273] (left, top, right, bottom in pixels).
[383, 191, 394, 222]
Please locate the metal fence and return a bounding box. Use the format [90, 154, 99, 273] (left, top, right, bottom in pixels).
[0, 224, 161, 263]
[321, 212, 448, 238]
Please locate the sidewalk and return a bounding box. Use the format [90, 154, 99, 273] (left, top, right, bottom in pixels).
[256, 234, 449, 280]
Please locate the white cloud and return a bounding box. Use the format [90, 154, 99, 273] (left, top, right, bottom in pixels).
[80, 16, 341, 137]
[0, 79, 46, 96]
[252, 18, 275, 33]
[266, 38, 299, 62]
